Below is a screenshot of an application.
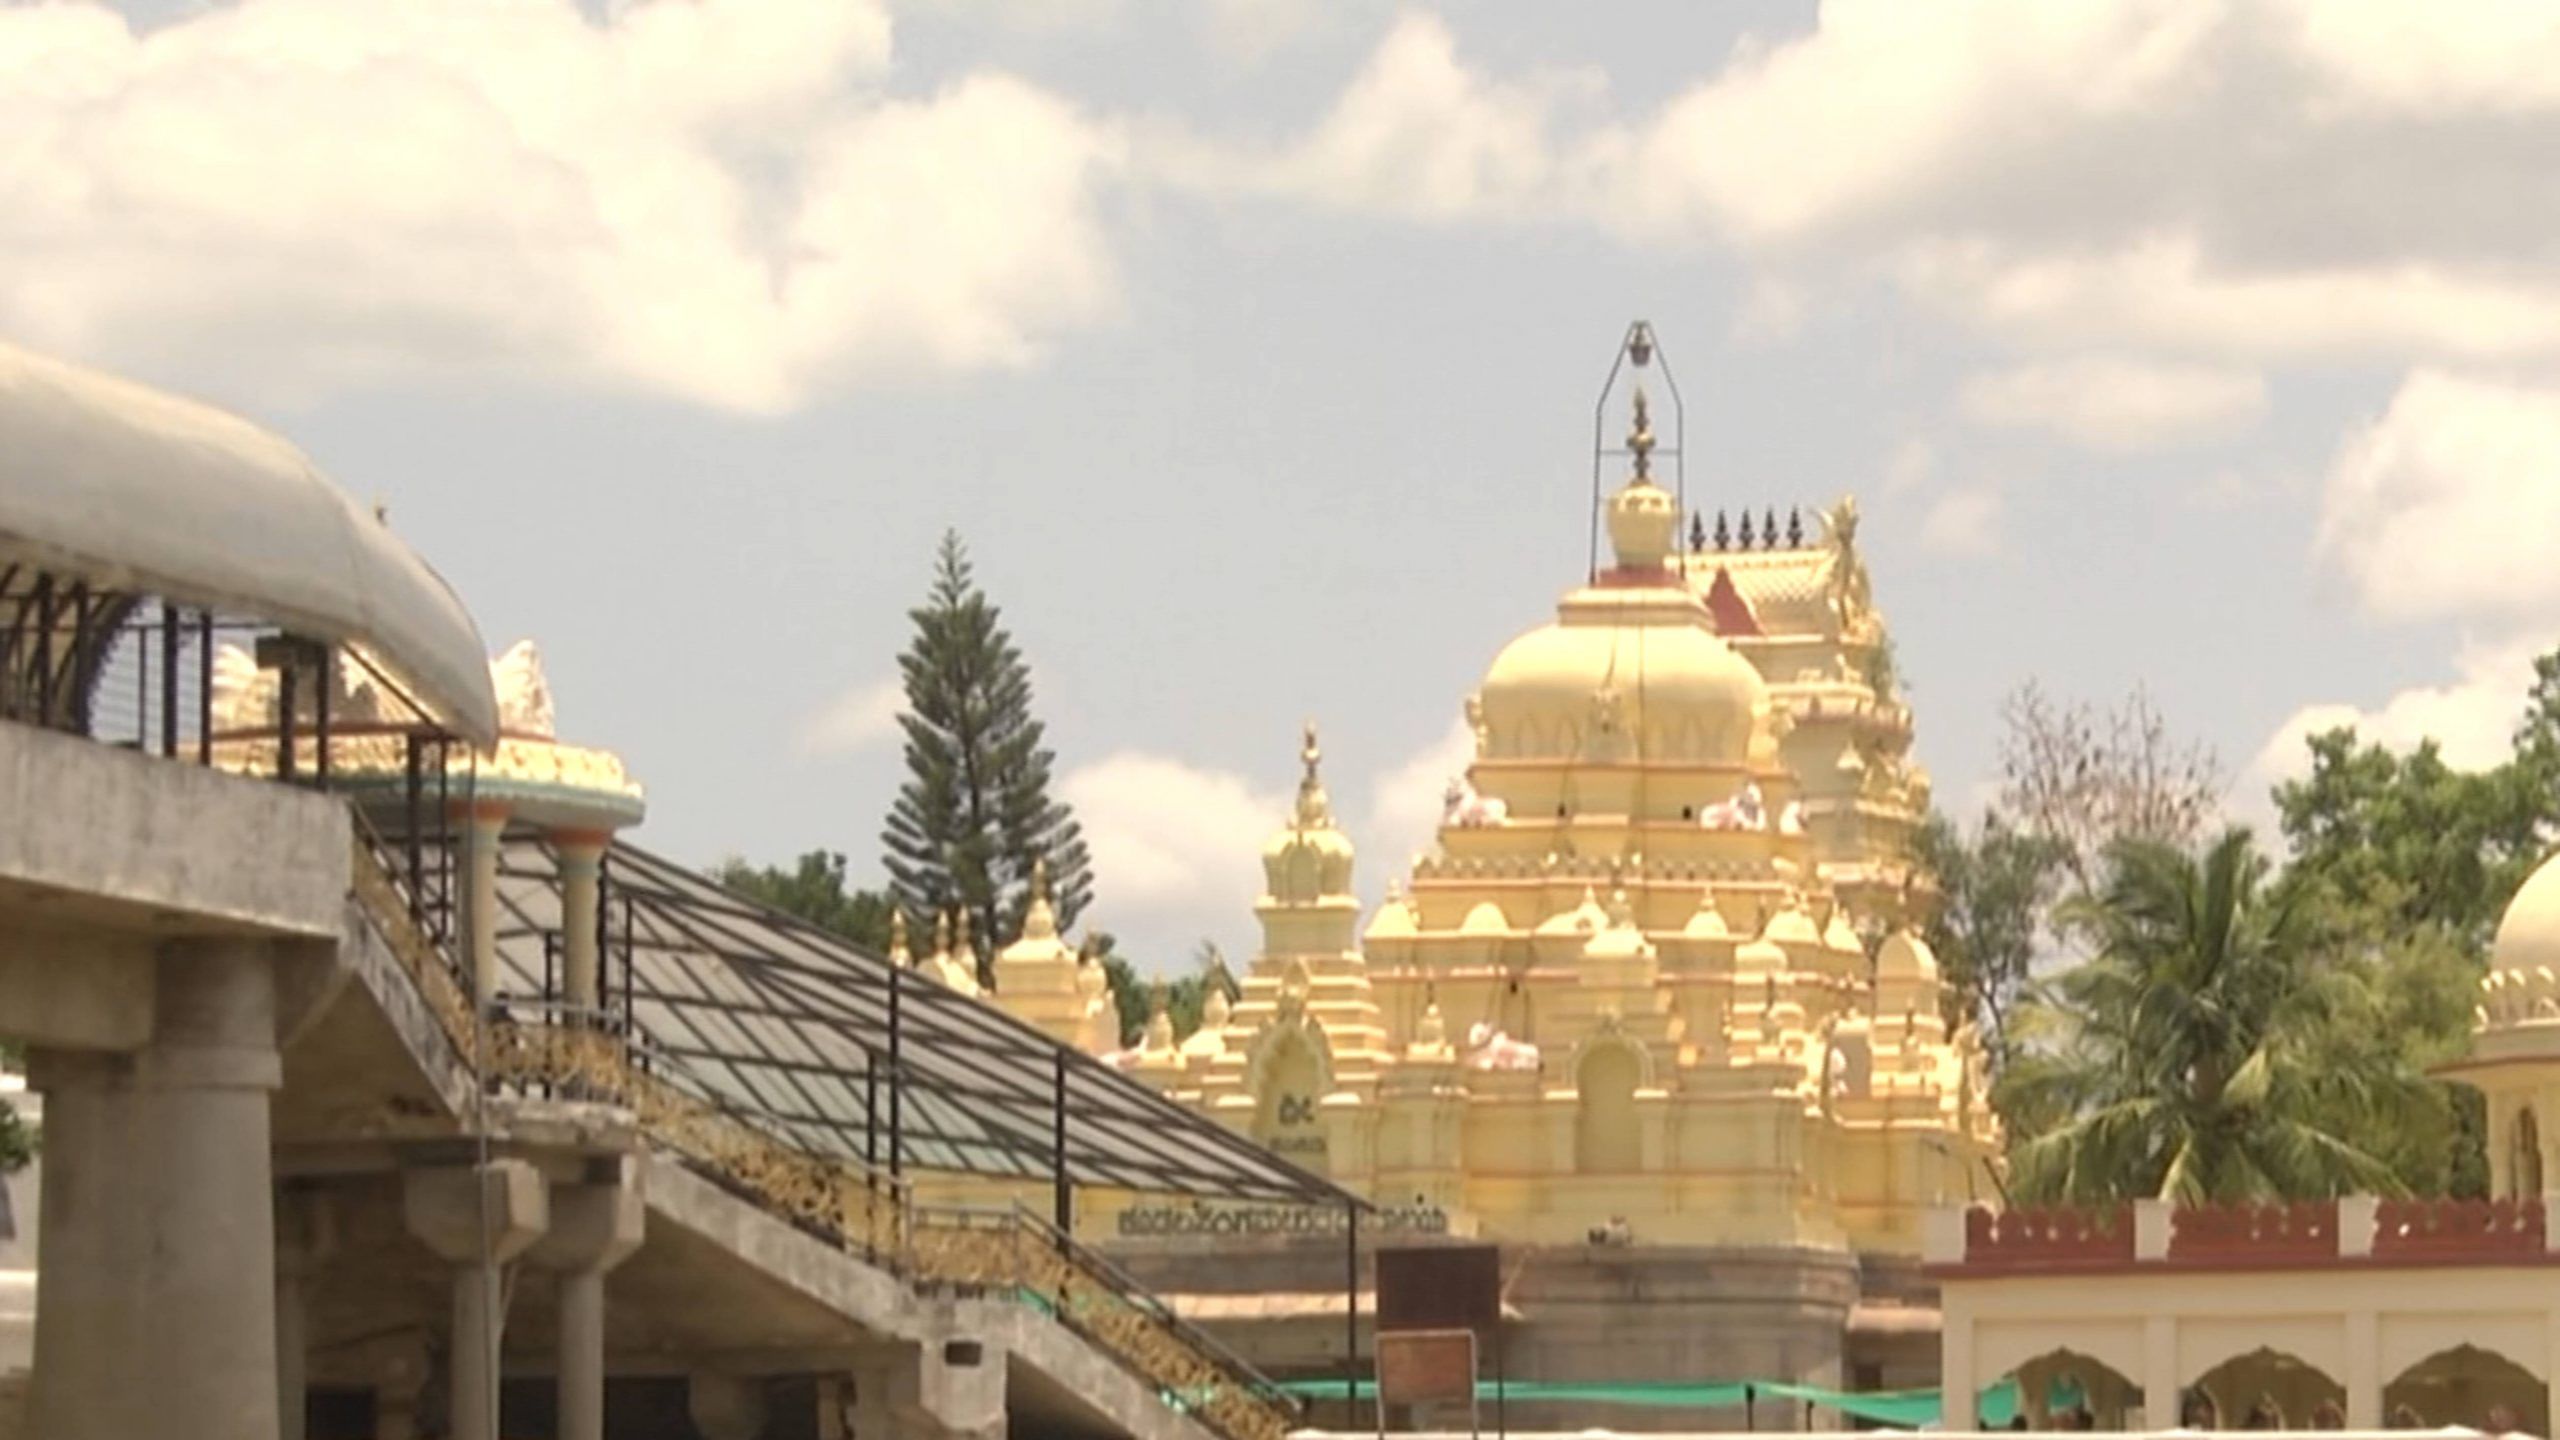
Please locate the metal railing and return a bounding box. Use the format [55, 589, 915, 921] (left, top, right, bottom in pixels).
[345, 836, 1298, 1440]
[908, 1201, 1302, 1440]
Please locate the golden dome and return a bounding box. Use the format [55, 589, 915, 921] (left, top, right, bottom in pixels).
[1477, 606, 1764, 765]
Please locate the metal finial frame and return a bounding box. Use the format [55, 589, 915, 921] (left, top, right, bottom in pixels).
[1588, 319, 1687, 582]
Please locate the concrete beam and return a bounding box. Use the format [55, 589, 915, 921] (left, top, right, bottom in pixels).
[403, 1159, 549, 1264]
[0, 720, 350, 939]
[0, 937, 154, 1050]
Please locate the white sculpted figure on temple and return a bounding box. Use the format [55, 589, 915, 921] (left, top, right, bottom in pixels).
[1464, 1021, 1539, 1072]
[1443, 775, 1509, 828]
[1699, 781, 1766, 831]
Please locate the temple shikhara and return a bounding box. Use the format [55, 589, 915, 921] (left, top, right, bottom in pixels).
[977, 327, 1998, 1402]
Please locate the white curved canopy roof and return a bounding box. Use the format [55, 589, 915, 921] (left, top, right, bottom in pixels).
[0, 341, 499, 747]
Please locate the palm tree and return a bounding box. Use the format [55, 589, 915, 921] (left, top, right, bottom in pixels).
[2001, 827, 2416, 1204]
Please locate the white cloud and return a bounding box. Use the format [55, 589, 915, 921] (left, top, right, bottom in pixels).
[797, 675, 905, 756]
[1959, 356, 2267, 451]
[1230, 3, 2560, 364]
[1166, 13, 1598, 223]
[1917, 486, 2003, 557]
[1359, 716, 1473, 893]
[2248, 638, 2539, 796]
[0, 0, 1122, 412]
[2317, 370, 2560, 628]
[1059, 751, 1287, 957]
[1882, 437, 1937, 495]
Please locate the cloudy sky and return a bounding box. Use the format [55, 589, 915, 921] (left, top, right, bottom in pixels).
[11, 0, 2560, 970]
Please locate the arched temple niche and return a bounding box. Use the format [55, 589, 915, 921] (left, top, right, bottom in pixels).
[1573, 1039, 1643, 1172]
[1998, 1350, 2141, 1430]
[1245, 1025, 1334, 1172]
[2189, 1347, 2346, 1431]
[2385, 1345, 2549, 1434]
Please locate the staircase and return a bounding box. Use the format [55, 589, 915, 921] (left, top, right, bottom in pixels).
[349, 832, 1301, 1440]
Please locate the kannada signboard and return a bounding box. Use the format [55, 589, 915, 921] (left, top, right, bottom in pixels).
[1375, 1329, 1477, 1409]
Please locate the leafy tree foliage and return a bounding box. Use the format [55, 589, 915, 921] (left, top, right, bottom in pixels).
[2002, 830, 2415, 1203]
[709, 850, 895, 952]
[0, 1043, 30, 1175]
[1916, 809, 2068, 1060]
[880, 532, 1094, 986]
[1096, 937, 1239, 1050]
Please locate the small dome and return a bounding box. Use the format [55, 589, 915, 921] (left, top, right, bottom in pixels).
[1460, 900, 1511, 936]
[1535, 887, 1611, 937]
[1684, 892, 1732, 940]
[1264, 722, 1356, 902]
[2493, 852, 2560, 979]
[1607, 478, 1680, 571]
[1365, 892, 1420, 942]
[1761, 895, 1822, 948]
[1822, 905, 1865, 958]
[1876, 929, 1939, 983]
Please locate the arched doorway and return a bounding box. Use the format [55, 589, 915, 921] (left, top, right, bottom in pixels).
[1985, 1349, 2140, 1429]
[2386, 1345, 2548, 1434]
[2191, 1347, 2346, 1430]
[1574, 1043, 1641, 1172]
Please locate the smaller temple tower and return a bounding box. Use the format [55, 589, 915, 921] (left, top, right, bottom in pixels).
[1193, 725, 1394, 1177]
[2446, 853, 2560, 1200]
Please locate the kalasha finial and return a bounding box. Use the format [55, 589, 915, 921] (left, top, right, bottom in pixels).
[1787, 507, 1804, 547]
[1627, 321, 1655, 369]
[1738, 509, 1757, 548]
[1714, 510, 1731, 550]
[1627, 386, 1655, 481]
[1763, 507, 1780, 550]
[1301, 719, 1321, 782]
[1689, 511, 1706, 554]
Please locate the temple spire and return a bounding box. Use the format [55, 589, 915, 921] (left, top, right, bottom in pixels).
[1294, 719, 1334, 828]
[1628, 386, 1655, 482]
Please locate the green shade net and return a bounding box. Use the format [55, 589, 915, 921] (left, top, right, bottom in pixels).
[1275, 1375, 2023, 1429]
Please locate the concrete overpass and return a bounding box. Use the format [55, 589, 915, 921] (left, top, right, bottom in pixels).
[0, 339, 1347, 1440]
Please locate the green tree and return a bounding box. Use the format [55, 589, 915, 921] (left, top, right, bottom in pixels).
[2002, 829, 2417, 1204]
[880, 532, 1094, 987]
[1916, 808, 2069, 1061]
[1096, 937, 1239, 1050]
[710, 850, 896, 952]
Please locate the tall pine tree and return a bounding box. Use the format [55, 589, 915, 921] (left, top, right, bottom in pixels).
[881, 532, 1094, 987]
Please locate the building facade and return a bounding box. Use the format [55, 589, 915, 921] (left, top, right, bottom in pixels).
[979, 363, 1995, 1419]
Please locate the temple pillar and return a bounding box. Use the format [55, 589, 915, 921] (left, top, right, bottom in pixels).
[2347, 1309, 2382, 1428]
[27, 939, 284, 1440]
[457, 801, 511, 1008]
[404, 1160, 550, 1440]
[529, 1163, 646, 1440]
[553, 831, 610, 1022]
[2143, 1314, 2178, 1430]
[1939, 1297, 1975, 1429]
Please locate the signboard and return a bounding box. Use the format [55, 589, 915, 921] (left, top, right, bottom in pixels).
[1376, 1244, 1502, 1340]
[1375, 1328, 1476, 1408]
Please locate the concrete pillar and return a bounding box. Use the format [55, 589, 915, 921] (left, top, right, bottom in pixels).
[1939, 1303, 1976, 1430]
[404, 1161, 550, 1440]
[528, 1163, 646, 1440]
[553, 831, 610, 1022]
[2143, 1314, 2179, 1430]
[28, 939, 284, 1440]
[690, 1373, 769, 1440]
[2348, 1309, 2381, 1428]
[458, 801, 510, 1009]
[276, 1189, 337, 1440]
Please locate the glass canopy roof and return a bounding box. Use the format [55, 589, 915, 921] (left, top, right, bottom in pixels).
[489, 832, 1357, 1207]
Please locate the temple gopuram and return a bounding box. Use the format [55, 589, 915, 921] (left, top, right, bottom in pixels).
[981, 326, 2000, 1423]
